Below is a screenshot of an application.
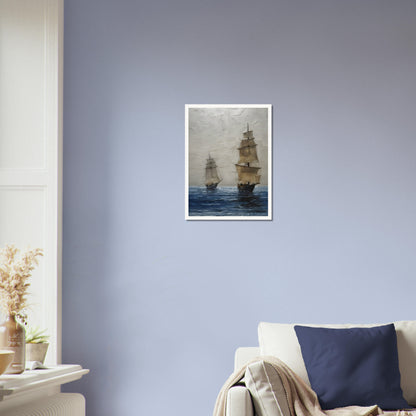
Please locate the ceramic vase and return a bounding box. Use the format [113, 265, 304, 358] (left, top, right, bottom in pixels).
[0, 315, 25, 374]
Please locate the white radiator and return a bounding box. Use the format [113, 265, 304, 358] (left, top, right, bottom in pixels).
[2, 393, 85, 416]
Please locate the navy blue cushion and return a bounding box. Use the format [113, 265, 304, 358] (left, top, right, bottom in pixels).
[294, 324, 408, 410]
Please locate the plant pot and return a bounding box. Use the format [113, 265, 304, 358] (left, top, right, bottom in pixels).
[26, 343, 49, 364]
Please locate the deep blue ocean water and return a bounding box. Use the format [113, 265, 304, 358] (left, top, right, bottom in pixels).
[188, 186, 269, 217]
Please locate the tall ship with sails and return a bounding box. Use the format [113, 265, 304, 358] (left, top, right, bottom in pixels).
[205, 155, 222, 190]
[235, 124, 261, 192]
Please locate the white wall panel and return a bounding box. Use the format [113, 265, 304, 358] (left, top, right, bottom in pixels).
[0, 1, 46, 169]
[0, 187, 46, 333]
[0, 188, 45, 244]
[0, 0, 63, 365]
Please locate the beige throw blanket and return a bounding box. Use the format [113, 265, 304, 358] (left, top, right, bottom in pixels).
[213, 356, 412, 416]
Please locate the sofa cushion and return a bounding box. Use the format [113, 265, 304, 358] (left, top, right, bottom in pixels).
[258, 321, 416, 406]
[294, 324, 408, 410]
[244, 360, 291, 416]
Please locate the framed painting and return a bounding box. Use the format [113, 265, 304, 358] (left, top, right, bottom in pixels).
[185, 104, 272, 220]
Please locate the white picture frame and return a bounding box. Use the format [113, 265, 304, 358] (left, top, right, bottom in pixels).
[185, 104, 272, 220]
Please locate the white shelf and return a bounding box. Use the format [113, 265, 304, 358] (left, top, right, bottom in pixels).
[0, 365, 89, 402]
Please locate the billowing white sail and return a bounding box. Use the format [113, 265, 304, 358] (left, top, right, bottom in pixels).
[205, 155, 222, 188]
[235, 124, 261, 191]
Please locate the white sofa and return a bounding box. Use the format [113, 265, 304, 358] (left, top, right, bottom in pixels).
[225, 321, 416, 416]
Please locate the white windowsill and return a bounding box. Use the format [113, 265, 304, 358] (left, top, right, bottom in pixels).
[0, 365, 89, 405]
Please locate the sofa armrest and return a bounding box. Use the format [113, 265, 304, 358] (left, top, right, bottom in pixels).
[226, 385, 254, 416]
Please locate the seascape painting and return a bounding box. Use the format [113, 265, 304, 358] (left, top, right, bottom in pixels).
[185, 105, 272, 220]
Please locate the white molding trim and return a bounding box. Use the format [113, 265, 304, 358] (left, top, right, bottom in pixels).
[42, 0, 64, 366]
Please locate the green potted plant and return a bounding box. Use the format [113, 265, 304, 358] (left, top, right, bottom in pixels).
[25, 327, 49, 364]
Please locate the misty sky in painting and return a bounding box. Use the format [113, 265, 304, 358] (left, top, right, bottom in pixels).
[188, 107, 269, 186]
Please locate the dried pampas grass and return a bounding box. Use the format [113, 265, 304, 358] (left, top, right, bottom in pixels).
[0, 244, 43, 324]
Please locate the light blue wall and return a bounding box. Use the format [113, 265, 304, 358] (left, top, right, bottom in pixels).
[62, 1, 416, 415]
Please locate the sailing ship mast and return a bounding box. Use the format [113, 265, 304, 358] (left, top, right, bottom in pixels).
[205, 154, 222, 190]
[235, 124, 261, 192]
